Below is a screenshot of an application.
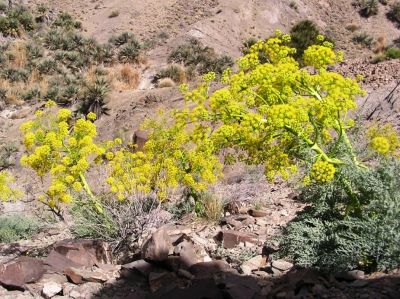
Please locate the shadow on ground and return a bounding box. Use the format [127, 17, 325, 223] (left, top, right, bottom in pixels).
[89, 263, 400, 299]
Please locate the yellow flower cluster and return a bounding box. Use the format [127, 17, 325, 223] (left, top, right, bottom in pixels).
[174, 33, 364, 183]
[20, 103, 104, 209]
[310, 161, 336, 183]
[0, 171, 21, 201]
[367, 124, 400, 157]
[106, 120, 222, 201]
[303, 45, 342, 69]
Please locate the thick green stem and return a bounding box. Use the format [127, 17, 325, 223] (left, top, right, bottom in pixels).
[79, 173, 94, 198]
[79, 173, 104, 214]
[341, 177, 361, 217]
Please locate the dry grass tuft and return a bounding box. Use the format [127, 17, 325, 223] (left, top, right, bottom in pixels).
[201, 193, 224, 222]
[107, 64, 140, 90]
[158, 77, 175, 88]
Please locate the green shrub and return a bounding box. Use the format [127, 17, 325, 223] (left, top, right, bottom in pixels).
[25, 42, 44, 61]
[2, 67, 29, 82]
[153, 64, 186, 84]
[0, 144, 17, 170]
[388, 1, 400, 24]
[0, 214, 43, 243]
[118, 40, 141, 63]
[385, 47, 400, 59]
[109, 32, 135, 46]
[352, 32, 374, 47]
[0, 5, 36, 36]
[37, 58, 59, 75]
[278, 158, 400, 273]
[52, 12, 81, 30]
[355, 0, 379, 17]
[169, 38, 233, 75]
[289, 20, 323, 60]
[77, 77, 110, 117]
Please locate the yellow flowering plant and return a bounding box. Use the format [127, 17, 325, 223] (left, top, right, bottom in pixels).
[150, 31, 399, 216]
[0, 171, 21, 201]
[106, 114, 222, 201]
[20, 101, 104, 214]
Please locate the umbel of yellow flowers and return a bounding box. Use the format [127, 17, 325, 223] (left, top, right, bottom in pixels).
[20, 101, 105, 212]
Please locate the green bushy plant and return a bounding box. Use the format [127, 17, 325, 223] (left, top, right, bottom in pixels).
[52, 12, 81, 30]
[352, 32, 374, 48]
[0, 214, 43, 243]
[0, 5, 36, 36]
[169, 38, 233, 75]
[78, 77, 111, 117]
[278, 158, 400, 272]
[385, 47, 400, 59]
[289, 20, 322, 60]
[388, 1, 400, 24]
[0, 144, 17, 171]
[118, 40, 141, 63]
[153, 64, 186, 84]
[355, 0, 379, 17]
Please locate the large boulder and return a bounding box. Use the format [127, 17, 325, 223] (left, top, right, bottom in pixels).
[142, 228, 172, 262]
[52, 239, 112, 267]
[0, 257, 45, 290]
[215, 230, 258, 249]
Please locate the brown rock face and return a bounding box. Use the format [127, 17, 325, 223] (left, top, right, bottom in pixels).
[44, 250, 83, 273]
[53, 239, 112, 267]
[64, 267, 109, 284]
[142, 228, 172, 262]
[0, 257, 45, 290]
[215, 230, 258, 249]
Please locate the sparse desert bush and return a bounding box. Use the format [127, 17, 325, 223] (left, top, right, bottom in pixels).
[118, 40, 141, 63]
[352, 32, 374, 47]
[373, 35, 387, 53]
[52, 12, 81, 30]
[153, 64, 186, 84]
[345, 24, 361, 32]
[78, 77, 111, 117]
[70, 194, 165, 253]
[0, 5, 36, 36]
[169, 38, 233, 75]
[109, 32, 136, 46]
[157, 77, 176, 88]
[388, 1, 400, 24]
[0, 214, 43, 243]
[0, 144, 17, 170]
[355, 0, 379, 17]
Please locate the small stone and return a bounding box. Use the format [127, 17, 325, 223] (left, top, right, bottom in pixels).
[248, 209, 269, 217]
[215, 230, 258, 249]
[241, 255, 266, 275]
[42, 281, 62, 298]
[335, 270, 365, 281]
[271, 259, 293, 271]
